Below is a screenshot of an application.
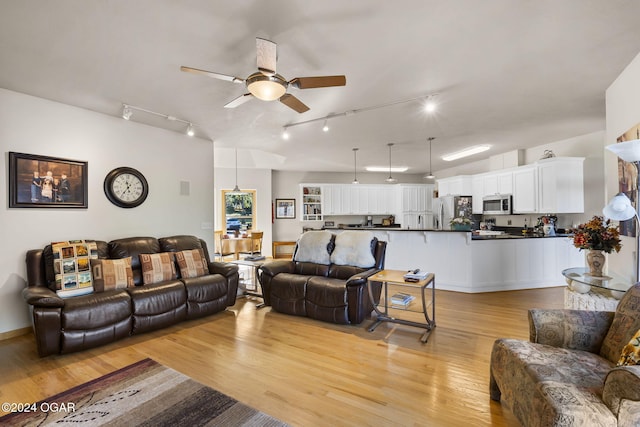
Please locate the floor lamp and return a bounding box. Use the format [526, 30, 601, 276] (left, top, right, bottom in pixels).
[605, 139, 640, 282]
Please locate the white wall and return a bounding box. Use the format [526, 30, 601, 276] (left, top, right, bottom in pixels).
[0, 88, 215, 334]
[605, 51, 640, 283]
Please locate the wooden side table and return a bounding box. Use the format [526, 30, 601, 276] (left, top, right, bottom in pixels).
[367, 269, 436, 343]
[272, 241, 296, 259]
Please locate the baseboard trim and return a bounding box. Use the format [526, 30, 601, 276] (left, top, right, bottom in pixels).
[0, 327, 31, 341]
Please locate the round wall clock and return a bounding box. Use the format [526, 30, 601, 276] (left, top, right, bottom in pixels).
[103, 167, 149, 208]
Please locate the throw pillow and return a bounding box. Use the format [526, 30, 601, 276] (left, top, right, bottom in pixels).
[175, 249, 209, 278]
[293, 230, 333, 265]
[330, 231, 376, 268]
[618, 329, 640, 366]
[91, 257, 134, 292]
[139, 252, 177, 285]
[51, 240, 99, 298]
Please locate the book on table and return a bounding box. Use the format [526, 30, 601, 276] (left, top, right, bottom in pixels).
[390, 292, 415, 307]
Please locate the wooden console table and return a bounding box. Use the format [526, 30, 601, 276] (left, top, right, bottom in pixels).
[272, 241, 296, 259]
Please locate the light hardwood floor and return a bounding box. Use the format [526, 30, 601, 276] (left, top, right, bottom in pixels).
[0, 287, 565, 426]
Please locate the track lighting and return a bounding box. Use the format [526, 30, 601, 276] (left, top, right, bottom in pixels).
[385, 143, 397, 183]
[120, 103, 197, 137]
[282, 127, 290, 140]
[322, 120, 329, 132]
[122, 105, 132, 120]
[425, 137, 436, 179]
[352, 148, 359, 184]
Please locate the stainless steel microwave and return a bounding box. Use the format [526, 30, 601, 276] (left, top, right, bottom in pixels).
[482, 194, 512, 215]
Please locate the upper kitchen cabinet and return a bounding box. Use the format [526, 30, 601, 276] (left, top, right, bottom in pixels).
[472, 170, 515, 214]
[322, 184, 397, 216]
[400, 184, 434, 212]
[512, 165, 538, 213]
[537, 157, 584, 213]
[437, 175, 473, 196]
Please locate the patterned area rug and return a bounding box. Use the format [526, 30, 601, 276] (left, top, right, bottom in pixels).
[1, 358, 288, 426]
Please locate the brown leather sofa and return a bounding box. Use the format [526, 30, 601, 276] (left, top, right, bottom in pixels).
[23, 235, 239, 357]
[259, 231, 386, 324]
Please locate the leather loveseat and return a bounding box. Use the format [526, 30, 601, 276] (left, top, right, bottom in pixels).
[23, 235, 239, 357]
[259, 230, 386, 324]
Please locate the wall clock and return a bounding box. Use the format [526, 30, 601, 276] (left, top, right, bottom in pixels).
[103, 167, 149, 208]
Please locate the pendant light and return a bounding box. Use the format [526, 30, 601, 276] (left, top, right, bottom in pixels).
[425, 137, 436, 179]
[352, 148, 360, 184]
[231, 148, 241, 193]
[385, 143, 397, 183]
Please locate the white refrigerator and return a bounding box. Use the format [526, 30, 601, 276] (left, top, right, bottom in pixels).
[433, 195, 473, 230]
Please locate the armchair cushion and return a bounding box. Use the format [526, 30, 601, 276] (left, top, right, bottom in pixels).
[601, 287, 640, 364]
[529, 309, 614, 353]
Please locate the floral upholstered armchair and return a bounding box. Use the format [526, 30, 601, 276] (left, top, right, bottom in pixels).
[490, 283, 640, 426]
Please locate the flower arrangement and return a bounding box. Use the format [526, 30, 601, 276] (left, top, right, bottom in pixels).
[450, 217, 472, 225]
[570, 215, 622, 254]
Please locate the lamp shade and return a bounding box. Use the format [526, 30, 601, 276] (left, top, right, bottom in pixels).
[605, 139, 640, 162]
[603, 193, 637, 221]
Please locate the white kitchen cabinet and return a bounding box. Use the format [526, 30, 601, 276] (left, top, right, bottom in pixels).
[472, 175, 484, 214]
[398, 184, 434, 228]
[512, 166, 538, 213]
[320, 184, 398, 216]
[437, 176, 473, 196]
[536, 157, 584, 213]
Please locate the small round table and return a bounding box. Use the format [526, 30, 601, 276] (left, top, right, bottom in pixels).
[561, 267, 631, 310]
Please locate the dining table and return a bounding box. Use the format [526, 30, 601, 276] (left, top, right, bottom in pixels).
[219, 235, 253, 260]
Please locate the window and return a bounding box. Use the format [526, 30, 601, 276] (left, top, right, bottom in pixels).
[222, 189, 256, 232]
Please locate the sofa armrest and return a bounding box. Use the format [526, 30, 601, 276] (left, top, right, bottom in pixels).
[259, 260, 294, 278]
[528, 308, 614, 353]
[22, 286, 64, 308]
[345, 268, 380, 286]
[208, 261, 239, 278]
[603, 365, 640, 418]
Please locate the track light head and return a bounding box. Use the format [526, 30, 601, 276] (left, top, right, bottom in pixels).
[322, 120, 329, 132]
[186, 123, 195, 137]
[282, 127, 290, 140]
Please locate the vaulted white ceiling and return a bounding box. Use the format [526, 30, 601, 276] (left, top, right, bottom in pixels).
[2, 1, 640, 174]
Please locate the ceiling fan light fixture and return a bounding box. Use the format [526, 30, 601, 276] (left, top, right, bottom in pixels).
[442, 144, 491, 161]
[246, 72, 287, 101]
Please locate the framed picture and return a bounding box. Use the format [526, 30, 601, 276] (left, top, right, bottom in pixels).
[275, 198, 296, 219]
[9, 152, 88, 208]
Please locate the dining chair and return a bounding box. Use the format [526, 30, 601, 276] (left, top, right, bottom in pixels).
[214, 230, 234, 261]
[240, 230, 263, 256]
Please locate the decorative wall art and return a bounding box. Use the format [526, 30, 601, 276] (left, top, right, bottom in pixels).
[9, 152, 88, 208]
[616, 123, 640, 237]
[275, 198, 296, 219]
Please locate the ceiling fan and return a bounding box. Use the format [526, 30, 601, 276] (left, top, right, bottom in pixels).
[180, 37, 346, 113]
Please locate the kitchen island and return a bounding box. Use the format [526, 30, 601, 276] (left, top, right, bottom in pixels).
[327, 228, 583, 293]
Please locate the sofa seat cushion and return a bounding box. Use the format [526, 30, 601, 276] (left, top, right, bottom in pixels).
[182, 274, 229, 319]
[491, 338, 616, 426]
[306, 277, 349, 324]
[270, 273, 310, 317]
[126, 280, 187, 334]
[61, 289, 131, 330]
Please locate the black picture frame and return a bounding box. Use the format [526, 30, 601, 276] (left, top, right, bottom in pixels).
[275, 198, 296, 219]
[9, 152, 88, 208]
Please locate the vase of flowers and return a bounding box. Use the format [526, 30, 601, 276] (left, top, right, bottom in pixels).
[450, 217, 472, 231]
[570, 215, 622, 277]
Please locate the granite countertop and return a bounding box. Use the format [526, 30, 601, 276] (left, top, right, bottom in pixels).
[321, 226, 572, 239]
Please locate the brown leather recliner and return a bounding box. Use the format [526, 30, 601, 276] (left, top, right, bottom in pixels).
[23, 235, 239, 357]
[259, 232, 386, 325]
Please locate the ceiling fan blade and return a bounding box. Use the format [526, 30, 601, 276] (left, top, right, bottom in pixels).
[256, 38, 277, 76]
[289, 75, 346, 89]
[280, 94, 310, 113]
[224, 93, 254, 109]
[180, 66, 244, 83]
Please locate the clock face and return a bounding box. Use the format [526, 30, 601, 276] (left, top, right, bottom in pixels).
[104, 167, 148, 208]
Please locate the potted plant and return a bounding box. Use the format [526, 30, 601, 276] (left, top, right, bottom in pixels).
[450, 217, 472, 231]
[570, 215, 621, 276]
